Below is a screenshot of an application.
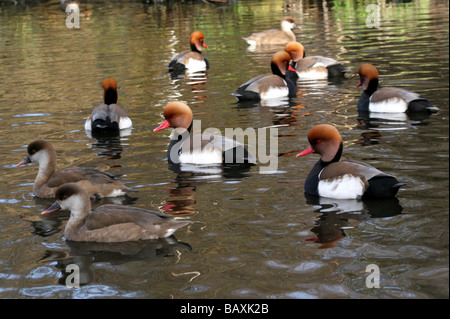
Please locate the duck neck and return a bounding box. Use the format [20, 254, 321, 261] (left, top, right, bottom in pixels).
[365, 78, 378, 97]
[104, 87, 118, 105]
[167, 122, 193, 163]
[190, 43, 201, 54]
[64, 196, 91, 238]
[271, 62, 285, 78]
[34, 152, 57, 190]
[328, 142, 343, 164]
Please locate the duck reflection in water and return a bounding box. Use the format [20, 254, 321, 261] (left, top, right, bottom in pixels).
[38, 238, 191, 287]
[304, 194, 403, 248]
[161, 162, 253, 219]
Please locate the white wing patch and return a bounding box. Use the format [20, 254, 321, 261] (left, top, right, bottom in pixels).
[179, 148, 222, 164]
[298, 65, 328, 80]
[318, 174, 366, 200]
[260, 86, 289, 100]
[184, 58, 207, 72]
[119, 116, 132, 130]
[369, 97, 408, 113]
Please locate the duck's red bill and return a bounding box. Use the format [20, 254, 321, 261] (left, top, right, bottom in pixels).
[153, 120, 171, 132]
[16, 155, 31, 167]
[41, 201, 61, 215]
[296, 146, 315, 157]
[356, 81, 362, 87]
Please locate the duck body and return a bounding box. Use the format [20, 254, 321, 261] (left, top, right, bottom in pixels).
[357, 64, 438, 113]
[243, 17, 299, 47]
[166, 130, 256, 165]
[232, 51, 297, 101]
[154, 102, 256, 165]
[42, 183, 190, 242]
[297, 124, 404, 200]
[85, 79, 132, 135]
[168, 31, 209, 73]
[17, 139, 136, 198]
[284, 42, 350, 82]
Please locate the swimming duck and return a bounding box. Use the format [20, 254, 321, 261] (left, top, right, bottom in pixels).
[17, 139, 136, 198]
[84, 78, 132, 135]
[297, 124, 405, 199]
[153, 101, 256, 165]
[168, 31, 209, 73]
[232, 51, 297, 101]
[243, 17, 300, 47]
[357, 63, 438, 113]
[41, 183, 190, 242]
[284, 41, 351, 81]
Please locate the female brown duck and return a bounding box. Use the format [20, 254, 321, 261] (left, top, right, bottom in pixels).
[17, 139, 136, 198]
[42, 183, 190, 242]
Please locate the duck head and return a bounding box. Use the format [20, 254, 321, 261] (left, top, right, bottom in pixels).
[281, 16, 301, 31]
[357, 64, 379, 93]
[153, 101, 193, 134]
[296, 124, 343, 163]
[271, 51, 297, 77]
[285, 41, 306, 63]
[41, 183, 90, 218]
[17, 139, 54, 167]
[190, 31, 208, 53]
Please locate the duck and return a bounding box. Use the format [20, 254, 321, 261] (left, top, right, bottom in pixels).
[232, 51, 297, 101]
[153, 101, 256, 165]
[16, 139, 136, 198]
[284, 42, 351, 81]
[357, 63, 439, 113]
[84, 78, 132, 135]
[296, 124, 405, 199]
[168, 31, 209, 73]
[243, 16, 300, 47]
[41, 183, 190, 242]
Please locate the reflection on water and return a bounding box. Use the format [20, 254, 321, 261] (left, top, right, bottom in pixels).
[41, 237, 191, 287]
[305, 194, 403, 248]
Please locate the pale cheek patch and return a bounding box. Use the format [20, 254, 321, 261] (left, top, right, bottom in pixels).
[318, 174, 366, 200]
[369, 97, 408, 113]
[107, 189, 127, 197]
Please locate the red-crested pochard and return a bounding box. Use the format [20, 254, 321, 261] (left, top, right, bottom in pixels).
[153, 101, 257, 165]
[84, 79, 132, 134]
[17, 139, 136, 198]
[297, 124, 405, 199]
[41, 183, 190, 242]
[284, 42, 351, 81]
[243, 17, 300, 47]
[168, 31, 209, 73]
[357, 64, 439, 113]
[232, 51, 297, 101]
